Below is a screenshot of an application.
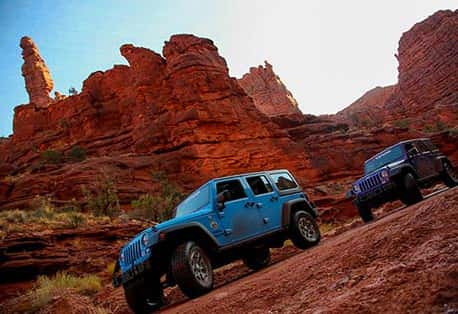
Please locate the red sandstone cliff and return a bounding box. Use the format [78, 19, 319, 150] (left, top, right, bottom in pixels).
[331, 10, 458, 130]
[0, 11, 457, 220]
[0, 35, 317, 210]
[238, 61, 302, 116]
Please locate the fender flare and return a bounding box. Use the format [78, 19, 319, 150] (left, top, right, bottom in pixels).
[161, 222, 220, 250]
[281, 199, 317, 227]
[389, 164, 417, 179]
[436, 156, 449, 173]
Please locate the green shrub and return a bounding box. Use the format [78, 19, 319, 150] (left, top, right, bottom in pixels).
[449, 127, 458, 136]
[61, 211, 87, 228]
[40, 150, 63, 164]
[130, 172, 184, 222]
[0, 198, 88, 234]
[393, 119, 410, 129]
[423, 120, 449, 133]
[82, 176, 120, 217]
[67, 145, 86, 162]
[1, 209, 27, 223]
[11, 272, 102, 313]
[434, 120, 448, 131]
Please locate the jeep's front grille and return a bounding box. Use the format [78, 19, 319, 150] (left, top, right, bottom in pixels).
[359, 172, 382, 192]
[124, 240, 142, 265]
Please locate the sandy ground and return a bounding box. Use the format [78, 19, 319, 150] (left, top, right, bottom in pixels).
[2, 187, 457, 314]
[161, 187, 458, 313]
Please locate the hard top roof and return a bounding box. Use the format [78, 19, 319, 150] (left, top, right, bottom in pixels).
[208, 169, 292, 183]
[365, 138, 431, 164]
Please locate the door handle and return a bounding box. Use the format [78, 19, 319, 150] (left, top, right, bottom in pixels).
[270, 196, 278, 202]
[255, 203, 263, 208]
[244, 202, 255, 208]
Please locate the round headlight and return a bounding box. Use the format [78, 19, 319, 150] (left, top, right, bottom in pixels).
[142, 234, 149, 246]
[380, 169, 389, 182]
[120, 252, 125, 262]
[353, 184, 361, 193]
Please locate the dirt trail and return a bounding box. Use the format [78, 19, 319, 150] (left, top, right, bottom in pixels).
[163, 187, 458, 313]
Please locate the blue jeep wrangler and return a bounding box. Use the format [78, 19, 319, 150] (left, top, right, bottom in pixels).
[112, 170, 320, 313]
[348, 138, 457, 222]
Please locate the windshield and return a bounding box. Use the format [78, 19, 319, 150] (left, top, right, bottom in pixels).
[364, 145, 404, 174]
[175, 184, 210, 217]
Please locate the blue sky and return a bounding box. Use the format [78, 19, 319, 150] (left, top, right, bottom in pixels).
[1, 0, 456, 137]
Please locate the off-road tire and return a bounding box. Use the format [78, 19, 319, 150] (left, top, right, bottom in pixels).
[442, 161, 458, 188]
[123, 276, 164, 314]
[356, 200, 373, 223]
[171, 241, 213, 298]
[400, 173, 423, 205]
[289, 211, 321, 249]
[243, 247, 271, 270]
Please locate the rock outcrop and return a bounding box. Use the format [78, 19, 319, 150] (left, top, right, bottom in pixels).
[0, 35, 316, 210]
[20, 37, 54, 108]
[238, 61, 302, 116]
[331, 10, 458, 130]
[396, 10, 458, 114]
[1, 11, 457, 218]
[334, 85, 397, 127]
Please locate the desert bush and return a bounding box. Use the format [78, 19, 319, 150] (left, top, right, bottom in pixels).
[10, 272, 101, 313]
[40, 150, 63, 164]
[67, 145, 86, 162]
[60, 211, 87, 228]
[449, 127, 458, 136]
[82, 176, 120, 217]
[423, 120, 450, 133]
[0, 198, 89, 235]
[106, 261, 116, 275]
[130, 172, 184, 222]
[393, 119, 410, 129]
[1, 209, 27, 223]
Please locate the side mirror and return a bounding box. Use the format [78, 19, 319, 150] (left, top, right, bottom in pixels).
[216, 189, 231, 211]
[345, 190, 354, 199]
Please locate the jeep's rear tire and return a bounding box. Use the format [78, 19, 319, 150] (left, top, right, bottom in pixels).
[289, 211, 321, 249]
[243, 247, 271, 270]
[356, 200, 373, 223]
[123, 276, 164, 314]
[400, 173, 423, 205]
[442, 161, 458, 188]
[171, 241, 213, 298]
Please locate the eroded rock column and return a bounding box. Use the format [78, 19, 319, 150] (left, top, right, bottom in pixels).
[20, 36, 54, 108]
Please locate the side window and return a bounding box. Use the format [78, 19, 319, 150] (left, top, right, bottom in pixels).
[416, 141, 429, 153]
[246, 175, 273, 195]
[216, 179, 246, 201]
[270, 173, 298, 191]
[405, 143, 419, 156]
[424, 140, 438, 152]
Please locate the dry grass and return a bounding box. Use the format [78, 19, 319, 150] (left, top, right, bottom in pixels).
[5, 272, 102, 313]
[0, 196, 113, 237]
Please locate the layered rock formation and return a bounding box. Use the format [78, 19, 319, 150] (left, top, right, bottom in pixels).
[0, 11, 457, 219]
[238, 61, 302, 116]
[20, 36, 54, 108]
[332, 10, 458, 130]
[396, 10, 458, 114]
[0, 35, 316, 210]
[334, 85, 397, 127]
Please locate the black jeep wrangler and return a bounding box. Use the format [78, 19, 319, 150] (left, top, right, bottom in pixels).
[348, 138, 457, 222]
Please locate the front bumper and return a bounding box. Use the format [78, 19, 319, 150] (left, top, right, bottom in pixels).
[112, 260, 151, 287]
[356, 182, 398, 208]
